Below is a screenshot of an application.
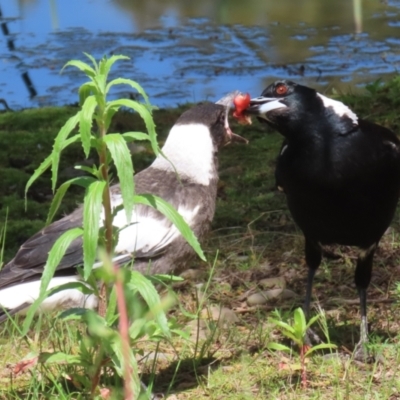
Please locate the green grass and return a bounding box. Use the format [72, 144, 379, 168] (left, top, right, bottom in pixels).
[2, 78, 400, 398]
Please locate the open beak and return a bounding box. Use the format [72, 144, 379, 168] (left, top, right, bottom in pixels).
[216, 92, 249, 145]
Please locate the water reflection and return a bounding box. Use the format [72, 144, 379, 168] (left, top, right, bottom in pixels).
[0, 0, 399, 108]
[114, 0, 367, 31]
[0, 4, 36, 110]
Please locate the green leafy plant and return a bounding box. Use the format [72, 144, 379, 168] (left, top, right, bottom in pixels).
[18, 53, 206, 399]
[268, 307, 336, 388]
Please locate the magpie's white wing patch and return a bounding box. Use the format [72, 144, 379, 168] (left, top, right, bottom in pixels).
[108, 194, 200, 261]
[317, 93, 358, 125]
[0, 276, 97, 312]
[0, 200, 200, 313]
[0, 195, 200, 312]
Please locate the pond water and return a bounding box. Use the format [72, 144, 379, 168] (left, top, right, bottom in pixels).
[1, 0, 400, 109]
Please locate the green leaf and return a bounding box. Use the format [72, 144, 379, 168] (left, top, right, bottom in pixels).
[106, 77, 150, 106]
[39, 352, 81, 365]
[104, 134, 134, 223]
[306, 314, 321, 330]
[304, 343, 337, 357]
[128, 317, 147, 341]
[22, 227, 83, 334]
[122, 131, 151, 142]
[293, 307, 307, 338]
[109, 334, 140, 395]
[58, 307, 89, 321]
[83, 52, 99, 71]
[106, 99, 159, 156]
[83, 180, 106, 279]
[46, 177, 96, 225]
[25, 132, 80, 205]
[268, 342, 292, 352]
[284, 332, 301, 345]
[170, 328, 190, 340]
[134, 194, 206, 261]
[61, 59, 96, 78]
[269, 319, 296, 335]
[78, 82, 97, 105]
[62, 133, 82, 148]
[80, 95, 97, 157]
[105, 285, 118, 325]
[104, 106, 119, 132]
[40, 228, 84, 296]
[52, 112, 81, 192]
[99, 55, 129, 82]
[74, 165, 98, 177]
[25, 153, 52, 207]
[47, 281, 94, 298]
[85, 310, 115, 338]
[128, 271, 170, 338]
[148, 274, 183, 284]
[93, 74, 107, 96]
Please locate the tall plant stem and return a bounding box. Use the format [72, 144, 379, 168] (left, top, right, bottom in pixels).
[115, 265, 135, 399]
[98, 117, 135, 398]
[98, 120, 113, 317]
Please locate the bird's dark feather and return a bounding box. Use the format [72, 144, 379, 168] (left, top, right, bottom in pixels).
[253, 80, 400, 359]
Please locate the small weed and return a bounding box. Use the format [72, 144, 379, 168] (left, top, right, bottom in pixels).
[268, 307, 336, 388]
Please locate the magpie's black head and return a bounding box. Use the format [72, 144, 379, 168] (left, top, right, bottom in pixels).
[247, 80, 359, 138]
[176, 102, 247, 148]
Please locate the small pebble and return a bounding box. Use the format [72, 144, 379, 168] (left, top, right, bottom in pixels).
[201, 306, 239, 327]
[247, 289, 297, 306]
[179, 268, 205, 281]
[259, 276, 286, 289]
[258, 260, 274, 273]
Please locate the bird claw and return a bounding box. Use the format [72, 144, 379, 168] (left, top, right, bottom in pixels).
[353, 341, 374, 363]
[305, 327, 323, 345]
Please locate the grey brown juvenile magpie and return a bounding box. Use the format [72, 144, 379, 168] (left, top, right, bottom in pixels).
[0, 100, 246, 321]
[236, 80, 400, 361]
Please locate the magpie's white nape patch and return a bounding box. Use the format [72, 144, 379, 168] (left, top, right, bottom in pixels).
[317, 93, 358, 125]
[152, 123, 215, 186]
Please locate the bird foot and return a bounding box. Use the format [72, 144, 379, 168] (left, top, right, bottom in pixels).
[353, 341, 374, 363]
[305, 327, 323, 345]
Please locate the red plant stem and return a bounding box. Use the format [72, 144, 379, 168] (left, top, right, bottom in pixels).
[90, 349, 106, 396]
[300, 346, 307, 389]
[96, 116, 134, 397]
[114, 263, 135, 400]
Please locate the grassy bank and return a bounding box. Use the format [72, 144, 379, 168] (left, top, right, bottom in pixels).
[1, 78, 400, 398]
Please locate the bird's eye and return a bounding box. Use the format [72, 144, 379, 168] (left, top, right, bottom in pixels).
[275, 84, 288, 96]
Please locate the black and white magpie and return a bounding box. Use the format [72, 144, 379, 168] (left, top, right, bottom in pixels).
[240, 80, 400, 361]
[0, 100, 246, 321]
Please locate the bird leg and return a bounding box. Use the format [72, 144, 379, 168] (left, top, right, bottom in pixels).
[304, 239, 322, 345]
[353, 244, 376, 363]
